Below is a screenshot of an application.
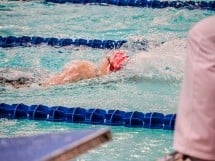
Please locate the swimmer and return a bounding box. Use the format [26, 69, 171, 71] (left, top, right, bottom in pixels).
[0, 50, 129, 88]
[42, 50, 129, 86]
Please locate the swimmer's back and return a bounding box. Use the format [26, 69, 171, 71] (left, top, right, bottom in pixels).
[64, 60, 98, 80]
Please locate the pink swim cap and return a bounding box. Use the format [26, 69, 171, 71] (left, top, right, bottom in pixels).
[108, 50, 129, 72]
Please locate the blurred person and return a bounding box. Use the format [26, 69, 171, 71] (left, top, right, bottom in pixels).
[42, 50, 129, 86]
[0, 50, 129, 88]
[158, 16, 215, 161]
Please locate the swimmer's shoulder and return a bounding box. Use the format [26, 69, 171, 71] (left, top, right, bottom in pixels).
[65, 60, 97, 73]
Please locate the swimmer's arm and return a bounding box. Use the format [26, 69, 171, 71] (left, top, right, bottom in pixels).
[97, 57, 110, 76]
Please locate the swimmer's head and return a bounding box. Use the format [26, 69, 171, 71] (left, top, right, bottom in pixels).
[107, 50, 129, 72]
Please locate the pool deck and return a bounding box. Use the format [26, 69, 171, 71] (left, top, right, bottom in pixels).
[0, 128, 112, 161]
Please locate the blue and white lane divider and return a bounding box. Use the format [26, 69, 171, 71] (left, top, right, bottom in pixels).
[0, 36, 127, 49]
[0, 103, 176, 130]
[45, 0, 215, 11]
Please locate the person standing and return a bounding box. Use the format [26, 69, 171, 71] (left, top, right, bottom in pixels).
[158, 16, 215, 161]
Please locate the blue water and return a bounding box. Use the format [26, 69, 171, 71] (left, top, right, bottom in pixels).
[0, 1, 214, 161]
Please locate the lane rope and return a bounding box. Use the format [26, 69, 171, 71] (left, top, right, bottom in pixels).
[45, 0, 215, 11]
[0, 103, 176, 130]
[0, 36, 127, 49]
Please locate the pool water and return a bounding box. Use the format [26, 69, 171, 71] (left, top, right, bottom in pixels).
[0, 1, 214, 161]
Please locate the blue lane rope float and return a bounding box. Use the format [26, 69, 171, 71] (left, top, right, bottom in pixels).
[45, 0, 215, 11]
[0, 36, 127, 49]
[0, 103, 176, 130]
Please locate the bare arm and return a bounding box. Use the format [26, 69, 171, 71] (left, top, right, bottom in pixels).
[42, 60, 97, 86]
[97, 57, 110, 76]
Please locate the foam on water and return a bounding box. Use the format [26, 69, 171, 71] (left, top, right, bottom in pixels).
[99, 38, 186, 84]
[0, 38, 185, 113]
[0, 38, 186, 87]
